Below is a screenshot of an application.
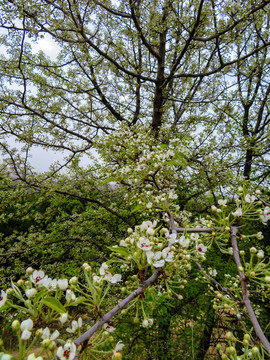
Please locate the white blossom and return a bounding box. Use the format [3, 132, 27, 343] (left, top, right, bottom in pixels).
[30, 270, 47, 286]
[21, 319, 33, 332]
[66, 318, 82, 333]
[161, 247, 174, 262]
[260, 206, 270, 224]
[179, 236, 190, 248]
[146, 227, 155, 236]
[257, 250, 264, 259]
[112, 341, 124, 358]
[25, 288, 37, 299]
[42, 327, 59, 340]
[35, 276, 57, 291]
[59, 313, 68, 324]
[167, 233, 177, 244]
[146, 251, 165, 268]
[104, 323, 116, 332]
[228, 247, 234, 255]
[21, 330, 32, 341]
[110, 274, 122, 283]
[93, 275, 102, 283]
[0, 355, 13, 360]
[0, 290, 7, 307]
[58, 279, 68, 291]
[196, 243, 207, 256]
[56, 342, 76, 360]
[218, 199, 227, 205]
[140, 220, 157, 231]
[27, 355, 43, 360]
[232, 208, 242, 217]
[69, 277, 78, 285]
[209, 269, 217, 277]
[119, 240, 128, 247]
[19, 319, 35, 340]
[245, 194, 256, 203]
[137, 237, 152, 251]
[190, 233, 199, 241]
[66, 290, 76, 303]
[142, 319, 153, 328]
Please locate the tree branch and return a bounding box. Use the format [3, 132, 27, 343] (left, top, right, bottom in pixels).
[231, 226, 270, 353]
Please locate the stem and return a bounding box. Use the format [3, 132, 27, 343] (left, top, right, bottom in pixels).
[73, 268, 162, 348]
[231, 226, 270, 354]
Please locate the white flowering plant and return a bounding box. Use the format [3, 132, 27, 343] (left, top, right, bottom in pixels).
[0, 126, 270, 359]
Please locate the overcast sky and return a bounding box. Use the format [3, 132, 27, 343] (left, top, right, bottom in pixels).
[1, 33, 94, 173]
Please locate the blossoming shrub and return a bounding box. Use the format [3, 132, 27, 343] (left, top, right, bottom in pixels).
[0, 125, 270, 359]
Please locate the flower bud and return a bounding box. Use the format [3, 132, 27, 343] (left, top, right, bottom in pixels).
[26, 267, 34, 275]
[226, 346, 236, 355]
[48, 340, 57, 351]
[225, 332, 233, 340]
[113, 353, 122, 359]
[251, 346, 259, 355]
[17, 279, 24, 287]
[12, 320, 20, 331]
[243, 334, 250, 341]
[35, 329, 43, 338]
[102, 331, 109, 338]
[6, 288, 13, 295]
[41, 339, 50, 348]
[265, 276, 270, 283]
[250, 247, 257, 253]
[238, 266, 244, 272]
[239, 250, 245, 256]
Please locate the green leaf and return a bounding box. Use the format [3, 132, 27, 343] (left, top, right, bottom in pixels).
[160, 144, 168, 149]
[43, 297, 66, 313]
[175, 151, 188, 160]
[107, 246, 130, 256]
[36, 289, 48, 301]
[0, 303, 10, 312]
[11, 281, 23, 299]
[131, 205, 143, 213]
[66, 296, 86, 307]
[165, 160, 182, 166]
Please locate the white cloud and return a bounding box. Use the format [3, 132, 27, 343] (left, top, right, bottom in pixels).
[31, 34, 61, 59]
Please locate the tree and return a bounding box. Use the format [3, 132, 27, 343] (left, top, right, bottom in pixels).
[0, 0, 270, 184]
